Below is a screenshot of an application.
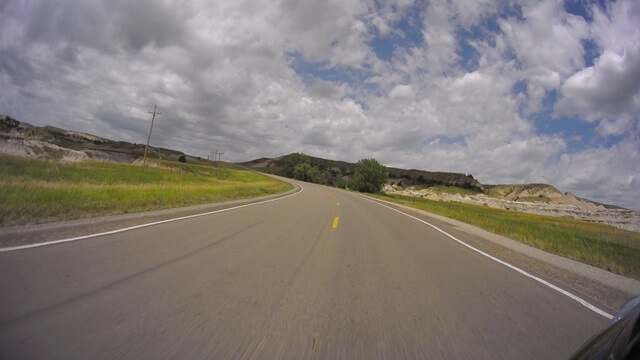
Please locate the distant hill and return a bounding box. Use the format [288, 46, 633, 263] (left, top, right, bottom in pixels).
[0, 114, 199, 164]
[239, 154, 627, 212]
[240, 154, 483, 190]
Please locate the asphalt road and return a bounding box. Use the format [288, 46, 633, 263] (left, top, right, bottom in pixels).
[0, 180, 608, 359]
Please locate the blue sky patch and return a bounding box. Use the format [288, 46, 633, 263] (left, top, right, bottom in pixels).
[422, 135, 467, 146]
[369, 9, 424, 62]
[370, 37, 395, 61]
[289, 53, 366, 87]
[581, 39, 599, 67]
[456, 34, 479, 71]
[512, 81, 527, 95]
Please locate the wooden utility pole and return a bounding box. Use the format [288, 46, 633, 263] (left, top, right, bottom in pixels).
[143, 105, 161, 167]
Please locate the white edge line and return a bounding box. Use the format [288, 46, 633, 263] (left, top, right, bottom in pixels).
[0, 185, 303, 253]
[359, 195, 614, 320]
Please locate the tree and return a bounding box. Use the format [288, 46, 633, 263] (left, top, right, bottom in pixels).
[283, 152, 310, 178]
[293, 162, 312, 181]
[352, 158, 388, 193]
[178, 155, 187, 163]
[315, 169, 331, 185]
[307, 166, 321, 183]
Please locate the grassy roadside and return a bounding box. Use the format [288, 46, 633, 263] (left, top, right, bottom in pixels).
[0, 155, 293, 227]
[369, 193, 640, 279]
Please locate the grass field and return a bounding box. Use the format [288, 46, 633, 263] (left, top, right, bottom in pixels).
[0, 155, 292, 227]
[371, 193, 640, 279]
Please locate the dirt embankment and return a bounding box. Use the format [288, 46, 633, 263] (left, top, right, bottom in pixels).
[0, 114, 140, 164]
[0, 138, 135, 164]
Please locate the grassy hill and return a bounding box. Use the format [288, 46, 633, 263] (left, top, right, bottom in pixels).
[0, 114, 292, 227]
[0, 154, 292, 227]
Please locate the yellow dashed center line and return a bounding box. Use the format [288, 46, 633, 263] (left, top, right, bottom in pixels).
[332, 217, 339, 229]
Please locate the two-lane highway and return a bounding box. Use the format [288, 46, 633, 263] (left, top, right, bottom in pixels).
[0, 180, 607, 359]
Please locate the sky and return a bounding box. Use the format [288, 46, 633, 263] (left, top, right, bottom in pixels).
[1, 0, 639, 209]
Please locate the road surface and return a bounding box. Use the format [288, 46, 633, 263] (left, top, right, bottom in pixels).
[0, 180, 608, 359]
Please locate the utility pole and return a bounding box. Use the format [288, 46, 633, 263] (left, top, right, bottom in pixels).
[143, 105, 161, 168]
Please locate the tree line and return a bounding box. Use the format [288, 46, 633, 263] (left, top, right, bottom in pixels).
[282, 153, 388, 193]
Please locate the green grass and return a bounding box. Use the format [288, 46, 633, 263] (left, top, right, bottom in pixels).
[412, 185, 482, 196]
[0, 155, 292, 226]
[371, 193, 640, 279]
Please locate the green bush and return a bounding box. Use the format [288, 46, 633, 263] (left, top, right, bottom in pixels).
[352, 158, 388, 193]
[283, 153, 310, 178]
[293, 163, 312, 181]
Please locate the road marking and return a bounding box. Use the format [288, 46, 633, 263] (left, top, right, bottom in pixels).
[0, 186, 304, 253]
[359, 195, 614, 320]
[332, 217, 339, 229]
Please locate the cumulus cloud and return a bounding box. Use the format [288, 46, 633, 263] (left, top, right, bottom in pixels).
[555, 0, 640, 124]
[596, 115, 636, 138]
[499, 0, 589, 76]
[0, 0, 639, 209]
[421, 0, 459, 73]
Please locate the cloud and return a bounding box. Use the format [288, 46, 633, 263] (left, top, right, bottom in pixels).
[389, 84, 414, 99]
[308, 80, 347, 100]
[596, 115, 635, 138]
[552, 0, 640, 156]
[1, 0, 639, 210]
[499, 0, 589, 76]
[555, 44, 640, 121]
[421, 0, 459, 73]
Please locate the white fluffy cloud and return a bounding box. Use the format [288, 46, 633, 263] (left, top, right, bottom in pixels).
[555, 0, 640, 125]
[1, 0, 639, 209]
[499, 0, 589, 76]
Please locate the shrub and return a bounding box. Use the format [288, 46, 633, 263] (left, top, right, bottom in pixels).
[352, 158, 388, 193]
[178, 155, 187, 163]
[283, 152, 310, 178]
[293, 162, 312, 181]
